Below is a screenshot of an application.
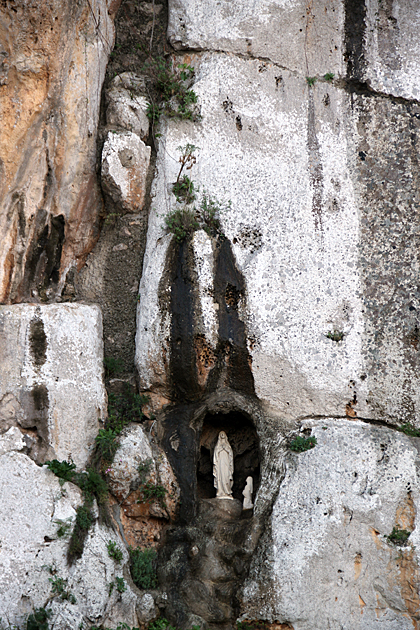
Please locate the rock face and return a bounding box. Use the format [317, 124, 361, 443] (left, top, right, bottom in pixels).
[0, 0, 121, 303]
[0, 446, 139, 630]
[136, 0, 420, 427]
[0, 304, 106, 467]
[242, 419, 420, 630]
[133, 1, 420, 628]
[1, 1, 420, 629]
[107, 424, 180, 548]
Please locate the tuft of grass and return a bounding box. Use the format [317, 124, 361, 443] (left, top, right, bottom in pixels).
[107, 540, 124, 563]
[326, 330, 344, 342]
[130, 547, 157, 589]
[385, 526, 411, 546]
[306, 76, 317, 87]
[397, 422, 420, 437]
[323, 72, 334, 82]
[289, 435, 317, 452]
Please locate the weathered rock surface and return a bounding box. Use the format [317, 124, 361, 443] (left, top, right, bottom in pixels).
[241, 419, 420, 630]
[0, 448, 139, 630]
[167, 0, 345, 78]
[136, 42, 420, 425]
[106, 72, 150, 140]
[102, 130, 151, 214]
[0, 0, 121, 303]
[0, 304, 106, 468]
[107, 423, 180, 548]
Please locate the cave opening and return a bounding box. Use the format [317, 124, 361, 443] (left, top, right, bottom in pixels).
[197, 410, 260, 503]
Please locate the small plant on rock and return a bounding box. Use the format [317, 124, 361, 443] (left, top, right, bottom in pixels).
[164, 207, 199, 243]
[137, 458, 153, 483]
[323, 72, 334, 82]
[115, 577, 127, 594]
[306, 76, 317, 87]
[198, 192, 231, 236]
[385, 526, 411, 546]
[397, 422, 420, 437]
[137, 482, 167, 505]
[129, 547, 157, 589]
[95, 428, 120, 463]
[45, 459, 76, 484]
[49, 575, 76, 604]
[54, 518, 72, 539]
[289, 435, 317, 452]
[107, 540, 124, 563]
[26, 608, 52, 630]
[326, 330, 344, 342]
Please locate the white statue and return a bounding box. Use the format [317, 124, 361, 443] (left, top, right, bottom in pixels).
[242, 476, 253, 510]
[213, 431, 234, 499]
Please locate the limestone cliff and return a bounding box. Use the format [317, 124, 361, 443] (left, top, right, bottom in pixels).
[1, 1, 420, 630]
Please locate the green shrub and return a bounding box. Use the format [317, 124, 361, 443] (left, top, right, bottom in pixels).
[107, 390, 148, 434]
[325, 330, 344, 342]
[45, 459, 76, 484]
[137, 459, 153, 483]
[107, 540, 123, 563]
[49, 576, 76, 604]
[289, 435, 317, 453]
[138, 482, 167, 504]
[77, 468, 108, 505]
[164, 207, 199, 243]
[172, 176, 196, 204]
[397, 422, 420, 437]
[115, 577, 127, 593]
[142, 58, 199, 122]
[146, 102, 161, 123]
[54, 518, 72, 539]
[26, 608, 51, 630]
[386, 526, 411, 546]
[130, 548, 157, 589]
[306, 76, 317, 86]
[95, 428, 119, 463]
[323, 72, 334, 82]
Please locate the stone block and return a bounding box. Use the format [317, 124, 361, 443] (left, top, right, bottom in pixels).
[168, 0, 345, 77]
[106, 72, 150, 140]
[102, 130, 151, 213]
[242, 419, 420, 629]
[0, 304, 106, 468]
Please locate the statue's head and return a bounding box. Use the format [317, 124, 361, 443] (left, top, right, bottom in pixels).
[219, 431, 227, 441]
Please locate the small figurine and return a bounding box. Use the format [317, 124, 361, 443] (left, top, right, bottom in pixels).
[242, 476, 253, 510]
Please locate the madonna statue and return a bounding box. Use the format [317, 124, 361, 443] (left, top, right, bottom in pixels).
[213, 431, 234, 499]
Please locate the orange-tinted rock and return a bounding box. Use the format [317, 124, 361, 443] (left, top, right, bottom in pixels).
[0, 0, 122, 303]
